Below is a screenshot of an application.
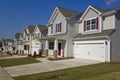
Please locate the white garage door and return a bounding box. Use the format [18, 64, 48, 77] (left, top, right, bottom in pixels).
[74, 41, 106, 62]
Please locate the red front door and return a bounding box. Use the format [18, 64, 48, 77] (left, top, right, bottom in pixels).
[58, 43, 61, 56]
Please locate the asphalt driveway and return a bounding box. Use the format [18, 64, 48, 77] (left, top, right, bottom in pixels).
[4, 58, 101, 77]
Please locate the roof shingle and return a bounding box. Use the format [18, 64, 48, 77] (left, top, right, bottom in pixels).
[57, 7, 80, 18]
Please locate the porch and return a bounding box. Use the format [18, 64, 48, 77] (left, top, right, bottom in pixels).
[41, 37, 66, 59]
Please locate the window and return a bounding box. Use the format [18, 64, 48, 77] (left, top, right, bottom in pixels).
[84, 17, 99, 31]
[24, 45, 29, 50]
[51, 25, 53, 34]
[86, 20, 90, 30]
[91, 19, 96, 29]
[28, 35, 30, 40]
[34, 33, 40, 39]
[49, 42, 54, 50]
[56, 22, 62, 33]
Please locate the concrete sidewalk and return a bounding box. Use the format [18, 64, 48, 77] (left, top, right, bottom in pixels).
[0, 67, 13, 80]
[4, 58, 101, 77]
[0, 55, 27, 60]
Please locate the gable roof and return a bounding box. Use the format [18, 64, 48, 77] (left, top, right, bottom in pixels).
[27, 25, 35, 34]
[57, 7, 80, 18]
[73, 29, 114, 40]
[48, 7, 80, 25]
[102, 7, 120, 16]
[80, 5, 103, 20]
[79, 5, 120, 20]
[15, 33, 22, 40]
[37, 25, 47, 31]
[91, 5, 105, 13]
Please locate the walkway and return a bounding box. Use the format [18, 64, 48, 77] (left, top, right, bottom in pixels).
[0, 67, 13, 80]
[4, 58, 101, 77]
[0, 55, 27, 60]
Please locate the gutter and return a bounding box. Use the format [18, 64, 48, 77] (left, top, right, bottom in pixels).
[73, 36, 109, 41]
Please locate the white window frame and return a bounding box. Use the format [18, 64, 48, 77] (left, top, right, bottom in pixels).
[85, 17, 98, 32]
[49, 42, 54, 50]
[56, 22, 61, 33]
[51, 25, 53, 34]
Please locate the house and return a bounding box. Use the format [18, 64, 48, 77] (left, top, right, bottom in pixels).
[41, 7, 81, 58]
[73, 5, 120, 62]
[14, 33, 23, 54]
[22, 25, 35, 55]
[0, 41, 2, 53]
[2, 39, 14, 54]
[31, 25, 47, 55]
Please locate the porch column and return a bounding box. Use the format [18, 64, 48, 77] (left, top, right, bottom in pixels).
[39, 41, 42, 49]
[45, 40, 48, 56]
[39, 41, 42, 56]
[54, 39, 58, 58]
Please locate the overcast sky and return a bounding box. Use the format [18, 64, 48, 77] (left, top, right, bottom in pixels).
[0, 0, 120, 39]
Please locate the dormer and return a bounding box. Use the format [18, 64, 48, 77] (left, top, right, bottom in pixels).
[48, 7, 79, 36]
[23, 25, 35, 41]
[79, 5, 104, 34]
[33, 25, 47, 40]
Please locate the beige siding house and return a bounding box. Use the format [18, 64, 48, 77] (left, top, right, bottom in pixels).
[22, 25, 35, 55]
[31, 25, 47, 55]
[14, 33, 23, 54]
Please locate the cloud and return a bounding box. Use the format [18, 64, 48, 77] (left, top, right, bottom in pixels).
[105, 0, 120, 5]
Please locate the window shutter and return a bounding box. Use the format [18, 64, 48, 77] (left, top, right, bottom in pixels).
[96, 17, 99, 29]
[56, 24, 57, 33]
[60, 22, 62, 32]
[84, 21, 86, 31]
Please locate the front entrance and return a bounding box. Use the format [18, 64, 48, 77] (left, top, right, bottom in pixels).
[58, 43, 61, 56]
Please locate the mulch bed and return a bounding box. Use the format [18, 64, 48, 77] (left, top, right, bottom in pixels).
[28, 55, 47, 58]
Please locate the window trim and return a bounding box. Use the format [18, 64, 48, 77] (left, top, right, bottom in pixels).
[51, 25, 53, 34]
[49, 42, 54, 50]
[56, 22, 62, 33]
[84, 17, 99, 32]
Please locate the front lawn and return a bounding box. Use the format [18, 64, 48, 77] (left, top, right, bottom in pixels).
[0, 57, 40, 67]
[14, 63, 120, 80]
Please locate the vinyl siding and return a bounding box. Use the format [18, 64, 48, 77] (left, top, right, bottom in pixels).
[79, 8, 101, 34]
[110, 13, 120, 61]
[55, 16, 79, 57]
[83, 9, 99, 20]
[48, 13, 66, 35]
[103, 15, 115, 30]
[79, 23, 82, 33]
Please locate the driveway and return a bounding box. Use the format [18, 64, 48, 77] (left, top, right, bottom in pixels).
[4, 58, 101, 77]
[0, 67, 13, 80]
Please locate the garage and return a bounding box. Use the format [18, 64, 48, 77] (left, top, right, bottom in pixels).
[74, 40, 110, 62]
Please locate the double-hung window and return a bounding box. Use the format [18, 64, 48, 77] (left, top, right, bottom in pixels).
[51, 25, 53, 34]
[56, 22, 62, 33]
[49, 42, 54, 50]
[84, 17, 99, 31]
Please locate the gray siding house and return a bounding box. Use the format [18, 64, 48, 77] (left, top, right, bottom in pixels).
[73, 5, 120, 62]
[42, 7, 81, 58]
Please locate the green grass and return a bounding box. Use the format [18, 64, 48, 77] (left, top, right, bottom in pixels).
[13, 63, 120, 80]
[0, 57, 40, 67]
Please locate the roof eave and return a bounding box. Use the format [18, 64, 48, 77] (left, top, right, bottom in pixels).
[73, 36, 108, 41]
[101, 11, 117, 17]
